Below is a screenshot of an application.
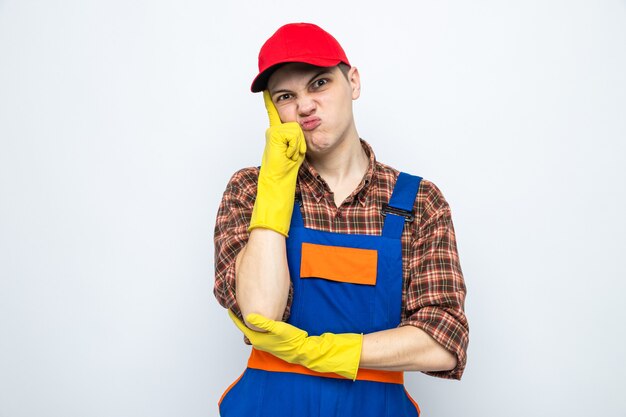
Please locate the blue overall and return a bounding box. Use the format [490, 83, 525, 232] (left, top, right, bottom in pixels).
[219, 172, 422, 417]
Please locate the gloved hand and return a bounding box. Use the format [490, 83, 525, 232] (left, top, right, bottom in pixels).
[229, 310, 363, 380]
[248, 90, 307, 237]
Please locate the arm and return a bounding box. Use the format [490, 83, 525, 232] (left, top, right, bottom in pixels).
[359, 325, 457, 372]
[215, 91, 306, 330]
[237, 91, 306, 327]
[227, 311, 457, 379]
[213, 170, 295, 329]
[391, 180, 469, 379]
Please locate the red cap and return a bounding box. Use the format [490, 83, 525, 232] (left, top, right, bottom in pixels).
[250, 23, 351, 93]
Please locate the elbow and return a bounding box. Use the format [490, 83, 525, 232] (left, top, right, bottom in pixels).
[439, 350, 458, 371]
[421, 345, 458, 372]
[241, 305, 284, 323]
[240, 305, 285, 332]
[236, 293, 286, 324]
[235, 279, 288, 324]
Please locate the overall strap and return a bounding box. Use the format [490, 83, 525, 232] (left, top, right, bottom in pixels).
[382, 172, 423, 239]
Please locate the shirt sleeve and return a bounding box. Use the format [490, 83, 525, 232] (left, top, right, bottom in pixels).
[213, 167, 293, 322]
[400, 180, 469, 380]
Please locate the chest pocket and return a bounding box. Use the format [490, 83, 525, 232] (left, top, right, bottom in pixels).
[300, 242, 378, 285]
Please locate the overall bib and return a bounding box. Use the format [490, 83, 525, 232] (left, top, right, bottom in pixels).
[220, 172, 422, 417]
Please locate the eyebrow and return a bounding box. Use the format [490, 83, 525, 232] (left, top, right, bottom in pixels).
[270, 70, 334, 96]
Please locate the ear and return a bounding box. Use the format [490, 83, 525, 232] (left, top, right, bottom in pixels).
[348, 66, 361, 100]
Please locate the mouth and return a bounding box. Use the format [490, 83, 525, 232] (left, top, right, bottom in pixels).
[300, 117, 321, 131]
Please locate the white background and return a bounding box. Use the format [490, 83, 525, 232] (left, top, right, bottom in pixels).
[1, 1, 625, 416]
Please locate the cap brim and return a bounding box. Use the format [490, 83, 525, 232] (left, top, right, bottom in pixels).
[250, 57, 344, 93]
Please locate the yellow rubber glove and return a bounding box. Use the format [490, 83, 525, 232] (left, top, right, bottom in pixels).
[248, 90, 307, 237]
[228, 310, 363, 380]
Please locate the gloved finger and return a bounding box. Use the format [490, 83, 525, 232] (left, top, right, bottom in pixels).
[284, 123, 304, 161]
[299, 136, 307, 155]
[228, 309, 255, 339]
[246, 313, 278, 333]
[285, 135, 298, 160]
[263, 90, 282, 127]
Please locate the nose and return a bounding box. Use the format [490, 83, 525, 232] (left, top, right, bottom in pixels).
[297, 94, 316, 116]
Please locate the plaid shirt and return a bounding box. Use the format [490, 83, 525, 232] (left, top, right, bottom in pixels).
[214, 139, 469, 380]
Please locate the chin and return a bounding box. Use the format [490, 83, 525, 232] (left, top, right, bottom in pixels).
[306, 133, 335, 151]
[308, 141, 334, 155]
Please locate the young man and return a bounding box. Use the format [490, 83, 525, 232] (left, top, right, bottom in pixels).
[214, 22, 469, 416]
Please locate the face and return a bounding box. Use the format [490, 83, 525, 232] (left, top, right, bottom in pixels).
[266, 63, 361, 156]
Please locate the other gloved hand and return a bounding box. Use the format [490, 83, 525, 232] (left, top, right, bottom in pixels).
[248, 90, 307, 237]
[228, 310, 362, 380]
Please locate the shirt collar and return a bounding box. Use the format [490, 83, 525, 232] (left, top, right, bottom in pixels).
[298, 138, 376, 207]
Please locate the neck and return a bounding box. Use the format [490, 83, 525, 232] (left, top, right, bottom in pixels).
[307, 133, 369, 188]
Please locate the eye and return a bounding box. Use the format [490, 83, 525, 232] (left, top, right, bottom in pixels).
[275, 93, 292, 102]
[311, 78, 328, 89]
